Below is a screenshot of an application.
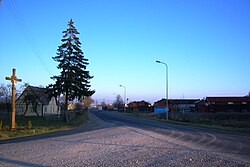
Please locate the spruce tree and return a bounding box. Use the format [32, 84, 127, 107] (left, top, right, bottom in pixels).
[48, 19, 95, 119]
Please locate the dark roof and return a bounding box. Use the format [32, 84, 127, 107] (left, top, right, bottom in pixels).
[170, 99, 200, 104]
[18, 86, 51, 105]
[154, 98, 166, 104]
[206, 97, 250, 103]
[154, 98, 200, 104]
[128, 100, 151, 105]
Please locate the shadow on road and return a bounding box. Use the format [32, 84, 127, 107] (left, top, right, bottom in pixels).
[0, 157, 50, 167]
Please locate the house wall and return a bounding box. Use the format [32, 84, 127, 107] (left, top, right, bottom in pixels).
[128, 103, 138, 111]
[16, 92, 59, 116]
[175, 104, 195, 111]
[195, 101, 209, 112]
[16, 89, 43, 116]
[128, 101, 151, 112]
[209, 103, 249, 112]
[154, 106, 167, 113]
[196, 98, 250, 112]
[43, 97, 60, 115]
[16, 103, 43, 116]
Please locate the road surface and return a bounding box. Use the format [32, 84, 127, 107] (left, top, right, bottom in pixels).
[0, 111, 249, 166]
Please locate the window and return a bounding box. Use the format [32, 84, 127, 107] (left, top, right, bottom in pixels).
[228, 102, 233, 105]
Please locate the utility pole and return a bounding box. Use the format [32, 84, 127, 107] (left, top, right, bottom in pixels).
[5, 68, 22, 129]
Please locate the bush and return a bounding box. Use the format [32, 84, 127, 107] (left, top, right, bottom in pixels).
[28, 120, 32, 129]
[0, 119, 2, 130]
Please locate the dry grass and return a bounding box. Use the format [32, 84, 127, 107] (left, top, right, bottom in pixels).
[0, 111, 88, 140]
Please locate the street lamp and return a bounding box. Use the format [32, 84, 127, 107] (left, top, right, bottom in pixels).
[156, 60, 169, 120]
[119, 84, 126, 112]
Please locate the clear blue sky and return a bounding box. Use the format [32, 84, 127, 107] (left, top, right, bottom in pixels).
[0, 0, 249, 104]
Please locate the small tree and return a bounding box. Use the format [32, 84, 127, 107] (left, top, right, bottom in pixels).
[48, 19, 95, 121]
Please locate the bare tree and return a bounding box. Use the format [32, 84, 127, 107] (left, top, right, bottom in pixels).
[16, 82, 30, 98]
[22, 94, 40, 117]
[19, 82, 29, 92]
[83, 96, 94, 109]
[113, 95, 124, 111]
[0, 83, 11, 112]
[101, 101, 107, 110]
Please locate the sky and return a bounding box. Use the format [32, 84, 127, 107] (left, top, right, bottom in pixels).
[0, 0, 249, 104]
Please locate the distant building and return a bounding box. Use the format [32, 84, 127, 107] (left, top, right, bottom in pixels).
[153, 98, 199, 112]
[170, 99, 199, 112]
[154, 98, 167, 107]
[16, 86, 59, 116]
[153, 98, 170, 113]
[128, 100, 151, 112]
[195, 96, 250, 112]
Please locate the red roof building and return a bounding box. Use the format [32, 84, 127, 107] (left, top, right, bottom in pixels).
[196, 96, 250, 112]
[128, 100, 151, 112]
[154, 98, 199, 112]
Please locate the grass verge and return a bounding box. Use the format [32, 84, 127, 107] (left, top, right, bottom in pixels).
[166, 119, 250, 134]
[0, 111, 88, 140]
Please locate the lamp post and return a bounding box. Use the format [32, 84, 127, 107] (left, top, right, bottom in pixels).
[119, 85, 126, 112]
[156, 60, 169, 120]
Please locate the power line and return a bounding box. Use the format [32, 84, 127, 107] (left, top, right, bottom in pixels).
[5, 0, 52, 76]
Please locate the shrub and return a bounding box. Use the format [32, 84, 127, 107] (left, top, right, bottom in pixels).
[28, 120, 32, 129]
[0, 119, 2, 130]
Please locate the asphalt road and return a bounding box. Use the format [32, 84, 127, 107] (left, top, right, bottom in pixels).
[0, 111, 250, 166]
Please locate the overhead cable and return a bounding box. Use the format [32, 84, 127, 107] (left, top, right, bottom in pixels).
[6, 0, 52, 76]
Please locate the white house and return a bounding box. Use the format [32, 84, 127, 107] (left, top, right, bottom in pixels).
[16, 86, 60, 116]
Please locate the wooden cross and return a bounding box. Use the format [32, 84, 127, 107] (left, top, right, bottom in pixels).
[5, 68, 22, 129]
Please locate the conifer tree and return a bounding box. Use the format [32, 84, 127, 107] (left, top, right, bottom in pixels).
[48, 19, 95, 119]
